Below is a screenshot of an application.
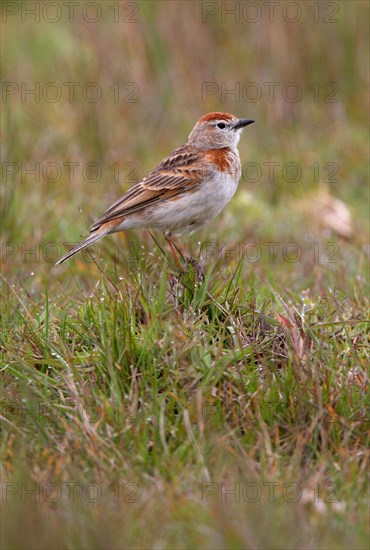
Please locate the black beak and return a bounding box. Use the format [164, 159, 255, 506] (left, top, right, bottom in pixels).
[234, 118, 255, 130]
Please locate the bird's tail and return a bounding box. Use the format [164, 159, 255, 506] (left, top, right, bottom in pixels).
[56, 227, 111, 265]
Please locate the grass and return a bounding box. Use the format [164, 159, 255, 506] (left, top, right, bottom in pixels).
[1, 245, 369, 549]
[1, 1, 369, 549]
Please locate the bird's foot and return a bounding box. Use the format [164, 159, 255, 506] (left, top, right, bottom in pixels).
[184, 256, 205, 283]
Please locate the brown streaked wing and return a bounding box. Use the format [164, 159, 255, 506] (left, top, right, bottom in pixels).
[90, 145, 205, 232]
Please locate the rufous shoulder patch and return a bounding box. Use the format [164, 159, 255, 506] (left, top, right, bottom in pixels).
[205, 148, 233, 173]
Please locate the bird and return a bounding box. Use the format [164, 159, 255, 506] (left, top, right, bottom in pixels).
[56, 112, 254, 265]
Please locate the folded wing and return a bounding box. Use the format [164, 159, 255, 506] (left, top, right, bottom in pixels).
[90, 145, 205, 231]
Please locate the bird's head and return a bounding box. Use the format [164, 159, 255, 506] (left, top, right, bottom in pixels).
[188, 112, 255, 149]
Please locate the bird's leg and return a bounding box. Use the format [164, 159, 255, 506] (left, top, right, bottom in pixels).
[164, 232, 186, 266]
[164, 232, 204, 282]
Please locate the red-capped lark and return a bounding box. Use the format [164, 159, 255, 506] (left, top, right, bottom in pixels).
[56, 112, 254, 265]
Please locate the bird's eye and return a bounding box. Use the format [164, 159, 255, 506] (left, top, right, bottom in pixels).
[217, 122, 226, 129]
